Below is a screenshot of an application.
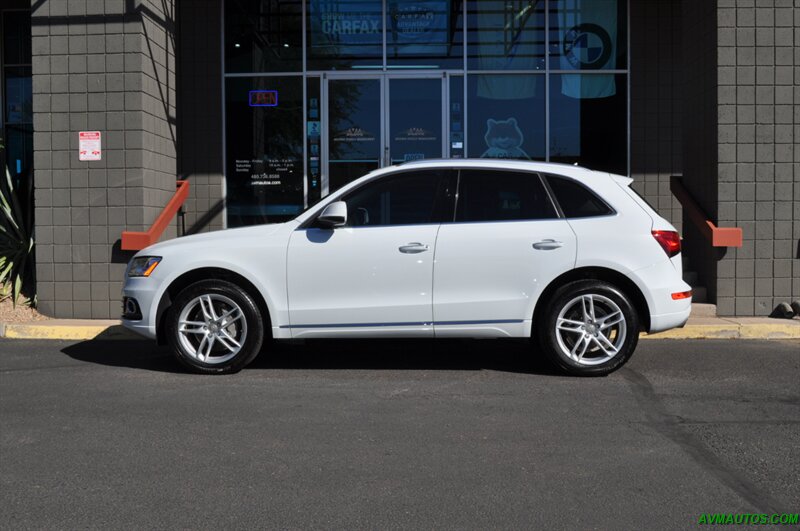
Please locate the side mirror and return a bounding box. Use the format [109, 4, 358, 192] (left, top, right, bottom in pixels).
[317, 201, 347, 228]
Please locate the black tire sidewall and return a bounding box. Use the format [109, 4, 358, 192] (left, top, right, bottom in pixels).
[538, 280, 639, 376]
[166, 279, 265, 374]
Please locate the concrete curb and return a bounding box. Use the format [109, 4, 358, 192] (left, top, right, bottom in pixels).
[0, 320, 141, 341]
[640, 317, 800, 340]
[1, 318, 798, 342]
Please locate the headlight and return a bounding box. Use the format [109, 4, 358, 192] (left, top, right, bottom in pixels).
[127, 256, 162, 277]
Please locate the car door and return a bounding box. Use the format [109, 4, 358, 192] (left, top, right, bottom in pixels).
[286, 169, 454, 338]
[433, 169, 577, 337]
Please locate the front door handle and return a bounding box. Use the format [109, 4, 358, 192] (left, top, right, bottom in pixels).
[532, 239, 564, 250]
[399, 242, 429, 254]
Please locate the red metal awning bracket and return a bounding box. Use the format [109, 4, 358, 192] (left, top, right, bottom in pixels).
[121, 180, 190, 251]
[670, 176, 743, 248]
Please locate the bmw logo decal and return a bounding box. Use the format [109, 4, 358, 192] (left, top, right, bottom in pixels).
[563, 23, 613, 69]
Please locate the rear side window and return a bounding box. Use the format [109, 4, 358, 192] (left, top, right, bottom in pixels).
[545, 175, 614, 218]
[456, 170, 557, 223]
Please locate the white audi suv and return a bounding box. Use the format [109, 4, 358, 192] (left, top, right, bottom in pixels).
[122, 160, 691, 376]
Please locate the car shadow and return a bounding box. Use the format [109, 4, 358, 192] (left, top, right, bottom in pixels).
[61, 340, 182, 373]
[60, 338, 560, 376]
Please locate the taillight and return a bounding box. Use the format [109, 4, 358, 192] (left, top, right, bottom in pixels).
[652, 230, 681, 258]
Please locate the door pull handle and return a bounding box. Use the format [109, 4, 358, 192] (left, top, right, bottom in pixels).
[399, 242, 429, 254]
[532, 239, 564, 250]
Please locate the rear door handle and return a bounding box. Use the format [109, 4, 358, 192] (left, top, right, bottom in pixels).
[532, 239, 563, 250]
[399, 242, 429, 254]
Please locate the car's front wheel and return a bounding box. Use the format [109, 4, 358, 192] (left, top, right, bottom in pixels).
[166, 279, 265, 374]
[537, 280, 639, 376]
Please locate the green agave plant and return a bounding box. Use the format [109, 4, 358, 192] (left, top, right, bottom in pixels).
[0, 156, 35, 306]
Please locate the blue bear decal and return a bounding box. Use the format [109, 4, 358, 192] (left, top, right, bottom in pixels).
[481, 118, 531, 160]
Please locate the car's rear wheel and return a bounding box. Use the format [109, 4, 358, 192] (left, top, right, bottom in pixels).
[166, 279, 265, 374]
[537, 280, 639, 376]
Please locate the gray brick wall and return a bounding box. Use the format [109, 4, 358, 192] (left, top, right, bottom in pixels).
[630, 0, 683, 233]
[32, 0, 177, 318]
[713, 0, 799, 316]
[177, 0, 224, 234]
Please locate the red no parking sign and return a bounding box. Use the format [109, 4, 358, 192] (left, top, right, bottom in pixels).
[78, 131, 102, 161]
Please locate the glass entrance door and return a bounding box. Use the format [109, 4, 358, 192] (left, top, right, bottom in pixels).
[323, 75, 444, 195]
[387, 77, 444, 165]
[326, 77, 383, 194]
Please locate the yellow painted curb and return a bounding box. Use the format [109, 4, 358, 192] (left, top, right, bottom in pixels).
[1, 323, 141, 341]
[641, 323, 800, 340]
[738, 323, 800, 340]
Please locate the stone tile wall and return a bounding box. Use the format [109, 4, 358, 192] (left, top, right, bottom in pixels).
[32, 0, 177, 318]
[714, 0, 799, 315]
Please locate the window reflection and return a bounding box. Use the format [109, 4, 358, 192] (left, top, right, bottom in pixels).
[327, 79, 382, 191]
[467, 0, 546, 71]
[306, 77, 323, 206]
[467, 74, 545, 160]
[389, 78, 442, 164]
[548, 0, 626, 70]
[549, 74, 626, 174]
[307, 0, 383, 69]
[449, 76, 465, 158]
[3, 11, 33, 189]
[225, 77, 305, 226]
[221, 0, 631, 226]
[386, 0, 463, 68]
[225, 0, 303, 73]
[4, 67, 32, 124]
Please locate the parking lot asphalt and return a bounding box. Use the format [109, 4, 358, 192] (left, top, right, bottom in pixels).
[1, 338, 798, 529]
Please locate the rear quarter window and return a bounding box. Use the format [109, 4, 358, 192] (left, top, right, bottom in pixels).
[545, 175, 614, 218]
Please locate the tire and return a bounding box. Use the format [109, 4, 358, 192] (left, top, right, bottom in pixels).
[536, 280, 639, 376]
[165, 279, 265, 374]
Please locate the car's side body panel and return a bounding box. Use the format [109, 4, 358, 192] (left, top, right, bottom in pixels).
[286, 224, 439, 338]
[432, 218, 577, 337]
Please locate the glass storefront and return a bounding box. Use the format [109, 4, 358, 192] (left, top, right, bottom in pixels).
[2, 10, 33, 191]
[224, 0, 628, 227]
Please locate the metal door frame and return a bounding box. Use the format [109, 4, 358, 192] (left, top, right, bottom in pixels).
[384, 72, 448, 166]
[322, 72, 447, 196]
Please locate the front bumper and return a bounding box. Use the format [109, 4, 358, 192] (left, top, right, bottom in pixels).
[121, 277, 160, 339]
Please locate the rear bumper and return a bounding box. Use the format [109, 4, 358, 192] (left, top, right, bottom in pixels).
[631, 258, 692, 333]
[649, 305, 692, 333]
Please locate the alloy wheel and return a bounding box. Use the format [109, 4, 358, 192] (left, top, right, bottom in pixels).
[554, 293, 627, 366]
[176, 294, 248, 365]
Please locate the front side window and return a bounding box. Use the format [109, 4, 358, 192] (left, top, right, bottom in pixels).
[342, 169, 453, 227]
[545, 174, 613, 218]
[456, 170, 556, 222]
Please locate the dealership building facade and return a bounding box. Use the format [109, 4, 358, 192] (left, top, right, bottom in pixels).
[0, 0, 797, 318]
